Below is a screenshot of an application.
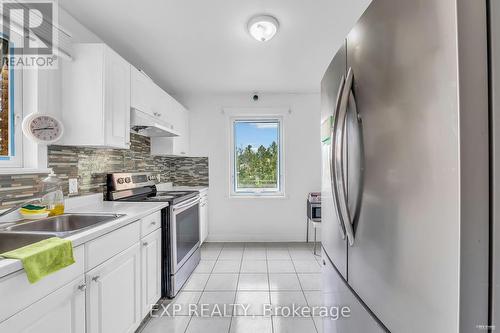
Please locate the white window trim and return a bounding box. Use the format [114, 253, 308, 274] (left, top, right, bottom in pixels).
[0, 37, 23, 168]
[0, 31, 54, 173]
[228, 111, 286, 198]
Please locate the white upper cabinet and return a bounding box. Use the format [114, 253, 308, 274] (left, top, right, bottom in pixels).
[131, 66, 179, 131]
[173, 101, 190, 155]
[150, 99, 190, 156]
[130, 66, 154, 117]
[131, 66, 190, 156]
[61, 43, 131, 149]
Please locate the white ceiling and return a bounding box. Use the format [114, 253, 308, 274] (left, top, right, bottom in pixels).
[59, 0, 370, 95]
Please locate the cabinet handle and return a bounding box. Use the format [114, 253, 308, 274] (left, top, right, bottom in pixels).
[92, 276, 100, 282]
[77, 284, 87, 291]
[143, 241, 149, 246]
[150, 221, 157, 226]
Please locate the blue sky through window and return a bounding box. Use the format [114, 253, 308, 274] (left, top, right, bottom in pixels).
[234, 121, 278, 150]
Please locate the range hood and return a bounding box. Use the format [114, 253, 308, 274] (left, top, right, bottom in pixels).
[130, 108, 179, 137]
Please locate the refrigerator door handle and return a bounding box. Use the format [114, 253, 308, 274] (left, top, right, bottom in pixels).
[334, 67, 356, 246]
[347, 88, 365, 233]
[330, 74, 347, 240]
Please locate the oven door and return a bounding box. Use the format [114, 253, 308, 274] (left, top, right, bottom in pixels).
[170, 196, 200, 273]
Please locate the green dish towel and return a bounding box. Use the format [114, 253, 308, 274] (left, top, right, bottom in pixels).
[1, 237, 75, 284]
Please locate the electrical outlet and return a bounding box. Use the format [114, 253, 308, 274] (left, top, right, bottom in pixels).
[68, 178, 78, 195]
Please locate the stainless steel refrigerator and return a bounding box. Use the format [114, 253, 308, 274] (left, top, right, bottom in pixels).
[321, 0, 490, 331]
[490, 0, 500, 331]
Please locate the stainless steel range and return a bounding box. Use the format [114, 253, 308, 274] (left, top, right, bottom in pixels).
[106, 172, 201, 298]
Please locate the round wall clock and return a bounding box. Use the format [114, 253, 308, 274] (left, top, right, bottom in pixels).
[22, 113, 64, 144]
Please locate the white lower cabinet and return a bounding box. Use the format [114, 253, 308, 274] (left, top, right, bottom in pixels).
[0, 211, 163, 333]
[0, 277, 86, 333]
[199, 192, 209, 244]
[86, 243, 141, 333]
[141, 228, 162, 317]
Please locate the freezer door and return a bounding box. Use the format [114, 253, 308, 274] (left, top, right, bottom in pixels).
[320, 248, 387, 333]
[321, 43, 348, 279]
[345, 0, 463, 331]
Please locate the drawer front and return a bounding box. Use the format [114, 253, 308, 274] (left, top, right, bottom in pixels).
[140, 211, 161, 237]
[85, 221, 140, 271]
[0, 245, 85, 322]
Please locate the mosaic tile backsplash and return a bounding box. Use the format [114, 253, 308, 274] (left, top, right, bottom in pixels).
[0, 133, 208, 208]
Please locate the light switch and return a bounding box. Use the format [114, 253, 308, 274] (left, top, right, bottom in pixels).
[69, 178, 78, 195]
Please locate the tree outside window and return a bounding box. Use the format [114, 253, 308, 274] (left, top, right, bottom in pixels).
[0, 38, 10, 158]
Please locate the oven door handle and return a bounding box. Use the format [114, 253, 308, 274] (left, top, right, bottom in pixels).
[173, 196, 200, 212]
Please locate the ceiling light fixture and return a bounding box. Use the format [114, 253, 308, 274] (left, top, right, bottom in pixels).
[247, 15, 279, 42]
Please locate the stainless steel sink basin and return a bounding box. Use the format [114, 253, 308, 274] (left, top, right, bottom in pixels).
[0, 233, 56, 253]
[4, 213, 124, 236]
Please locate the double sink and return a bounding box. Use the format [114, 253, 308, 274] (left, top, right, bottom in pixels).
[0, 214, 124, 253]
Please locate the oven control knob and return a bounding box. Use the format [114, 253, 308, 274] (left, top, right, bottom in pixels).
[117, 178, 124, 184]
[148, 175, 156, 181]
[125, 177, 131, 183]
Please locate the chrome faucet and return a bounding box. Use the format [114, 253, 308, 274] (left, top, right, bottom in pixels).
[0, 197, 43, 218]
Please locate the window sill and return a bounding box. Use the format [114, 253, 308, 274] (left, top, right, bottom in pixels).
[0, 168, 52, 175]
[229, 193, 288, 200]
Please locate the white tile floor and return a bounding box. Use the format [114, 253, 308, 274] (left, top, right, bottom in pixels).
[141, 242, 323, 333]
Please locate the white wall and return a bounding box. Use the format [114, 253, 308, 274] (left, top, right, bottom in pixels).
[182, 93, 321, 242]
[59, 7, 103, 43]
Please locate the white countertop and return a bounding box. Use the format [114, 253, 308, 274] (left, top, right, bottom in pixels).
[0, 197, 168, 278]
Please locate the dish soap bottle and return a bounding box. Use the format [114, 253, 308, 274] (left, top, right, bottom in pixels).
[41, 171, 65, 216]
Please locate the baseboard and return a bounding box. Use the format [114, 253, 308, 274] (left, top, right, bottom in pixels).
[206, 232, 321, 243]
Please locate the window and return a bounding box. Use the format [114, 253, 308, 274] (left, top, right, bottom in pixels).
[0, 38, 12, 159]
[0, 36, 22, 168]
[230, 117, 284, 196]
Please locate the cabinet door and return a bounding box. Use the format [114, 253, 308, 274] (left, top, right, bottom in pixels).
[149, 99, 190, 156]
[157, 93, 179, 131]
[131, 66, 154, 116]
[86, 244, 141, 333]
[173, 104, 190, 156]
[152, 84, 170, 124]
[104, 47, 131, 148]
[0, 278, 86, 333]
[199, 196, 208, 244]
[141, 229, 162, 317]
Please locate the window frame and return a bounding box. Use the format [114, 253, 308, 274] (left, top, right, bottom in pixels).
[229, 115, 285, 198]
[0, 35, 23, 168]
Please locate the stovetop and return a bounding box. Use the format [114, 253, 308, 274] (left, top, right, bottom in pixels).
[114, 190, 198, 204]
[142, 191, 197, 202]
[106, 172, 199, 204]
